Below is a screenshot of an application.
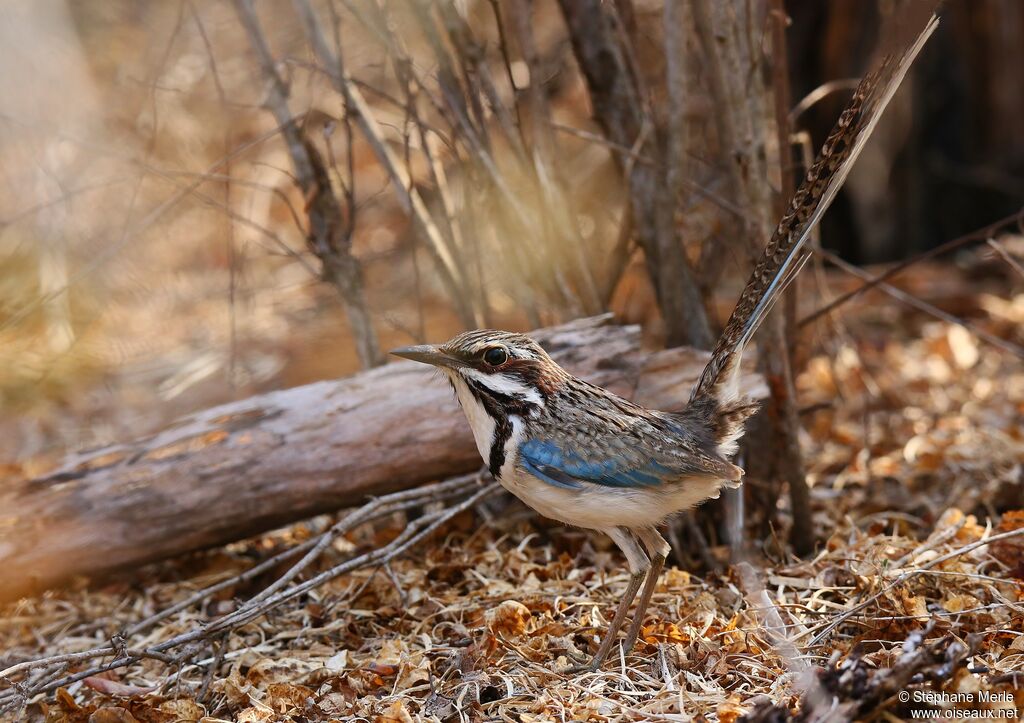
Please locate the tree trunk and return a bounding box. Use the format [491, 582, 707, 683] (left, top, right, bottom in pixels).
[558, 0, 714, 349]
[691, 0, 813, 554]
[0, 316, 765, 601]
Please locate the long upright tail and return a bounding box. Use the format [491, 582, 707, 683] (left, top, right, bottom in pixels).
[692, 2, 941, 406]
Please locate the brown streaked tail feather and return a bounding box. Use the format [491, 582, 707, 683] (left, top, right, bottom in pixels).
[692, 1, 941, 408]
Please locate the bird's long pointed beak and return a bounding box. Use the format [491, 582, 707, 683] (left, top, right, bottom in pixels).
[390, 344, 457, 368]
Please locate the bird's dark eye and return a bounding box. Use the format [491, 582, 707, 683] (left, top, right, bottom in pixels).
[483, 347, 508, 366]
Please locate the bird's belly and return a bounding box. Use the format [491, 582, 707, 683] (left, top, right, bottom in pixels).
[498, 464, 727, 531]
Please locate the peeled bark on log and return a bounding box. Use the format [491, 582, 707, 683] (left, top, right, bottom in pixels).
[0, 316, 766, 601]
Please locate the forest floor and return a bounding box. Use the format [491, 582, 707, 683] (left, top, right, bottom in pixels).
[2, 277, 1024, 722]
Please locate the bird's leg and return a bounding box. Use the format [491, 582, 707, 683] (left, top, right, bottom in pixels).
[621, 526, 672, 654]
[577, 527, 650, 671]
[585, 569, 645, 671]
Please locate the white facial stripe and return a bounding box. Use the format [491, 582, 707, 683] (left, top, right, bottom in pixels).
[460, 368, 544, 406]
[446, 371, 496, 462]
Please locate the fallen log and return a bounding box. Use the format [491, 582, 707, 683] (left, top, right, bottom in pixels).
[0, 316, 766, 601]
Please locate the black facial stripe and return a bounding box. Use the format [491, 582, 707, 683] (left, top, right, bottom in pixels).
[468, 381, 512, 475]
[488, 413, 512, 476]
[463, 378, 535, 477]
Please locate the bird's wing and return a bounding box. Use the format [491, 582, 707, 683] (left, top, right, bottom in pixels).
[518, 428, 740, 491]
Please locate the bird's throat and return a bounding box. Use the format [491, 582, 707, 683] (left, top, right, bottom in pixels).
[446, 373, 511, 477]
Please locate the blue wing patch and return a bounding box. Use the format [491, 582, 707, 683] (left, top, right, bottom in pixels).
[518, 439, 669, 490]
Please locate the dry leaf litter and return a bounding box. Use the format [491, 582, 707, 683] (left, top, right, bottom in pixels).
[2, 305, 1024, 721]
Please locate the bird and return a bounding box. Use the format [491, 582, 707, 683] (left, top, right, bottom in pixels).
[392, 5, 939, 671]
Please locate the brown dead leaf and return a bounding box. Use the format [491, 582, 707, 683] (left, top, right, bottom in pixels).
[374, 699, 414, 723]
[87, 707, 138, 723]
[156, 699, 205, 722]
[942, 594, 980, 613]
[717, 696, 746, 723]
[661, 568, 690, 590]
[373, 638, 407, 667]
[265, 682, 314, 713]
[213, 667, 252, 706]
[53, 684, 97, 716]
[530, 620, 571, 637]
[246, 657, 318, 687]
[355, 665, 393, 687]
[946, 326, 979, 369]
[900, 591, 929, 620]
[992, 510, 1024, 574]
[395, 656, 431, 691]
[235, 704, 275, 723]
[1006, 635, 1024, 654]
[485, 599, 532, 638]
[640, 621, 689, 645]
[317, 691, 352, 717]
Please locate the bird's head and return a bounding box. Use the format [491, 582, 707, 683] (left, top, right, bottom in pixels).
[390, 330, 569, 412]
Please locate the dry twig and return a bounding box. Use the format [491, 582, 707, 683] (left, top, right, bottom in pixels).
[233, 0, 382, 368]
[0, 477, 497, 713]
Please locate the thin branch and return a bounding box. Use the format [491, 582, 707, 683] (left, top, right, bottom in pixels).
[789, 78, 862, 124]
[663, 0, 688, 206]
[987, 237, 1024, 279]
[291, 0, 479, 327]
[559, 0, 713, 347]
[489, 0, 526, 146]
[800, 208, 1024, 328]
[808, 526, 1024, 647]
[602, 203, 635, 304]
[817, 247, 1024, 360]
[0, 477, 497, 707]
[139, 163, 319, 276]
[0, 123, 287, 337]
[693, 0, 812, 554]
[548, 122, 750, 226]
[121, 473, 479, 637]
[233, 0, 382, 367]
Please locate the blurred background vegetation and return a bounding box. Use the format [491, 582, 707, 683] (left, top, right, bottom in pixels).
[1, 0, 1021, 469]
